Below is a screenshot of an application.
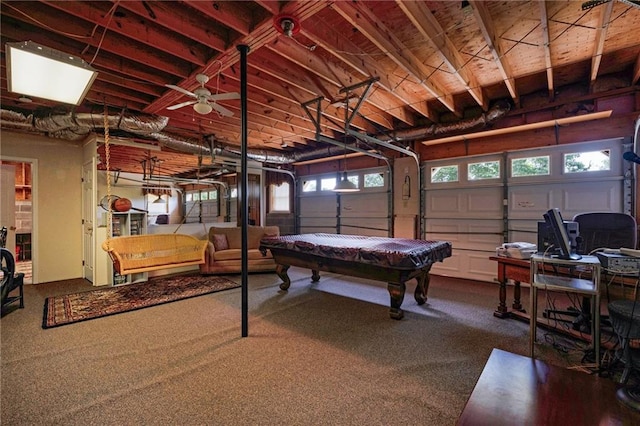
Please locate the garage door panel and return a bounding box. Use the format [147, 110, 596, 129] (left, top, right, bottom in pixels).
[300, 196, 336, 216]
[341, 193, 386, 217]
[426, 220, 501, 250]
[564, 182, 621, 213]
[508, 181, 623, 219]
[468, 252, 499, 282]
[341, 217, 388, 231]
[341, 226, 387, 237]
[425, 192, 462, 214]
[426, 188, 502, 218]
[467, 189, 503, 215]
[508, 188, 552, 219]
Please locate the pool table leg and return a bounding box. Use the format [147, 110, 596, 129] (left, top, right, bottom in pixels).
[276, 264, 291, 290]
[413, 269, 431, 305]
[387, 282, 406, 320]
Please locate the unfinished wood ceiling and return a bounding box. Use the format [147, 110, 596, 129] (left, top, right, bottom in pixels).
[1, 1, 640, 176]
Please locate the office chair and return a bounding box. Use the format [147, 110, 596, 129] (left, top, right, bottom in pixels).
[1, 248, 25, 314]
[543, 212, 637, 333]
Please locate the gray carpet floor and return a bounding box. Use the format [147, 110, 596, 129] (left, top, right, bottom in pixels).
[1, 268, 605, 425]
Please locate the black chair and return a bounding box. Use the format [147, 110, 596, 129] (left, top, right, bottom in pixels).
[1, 248, 25, 314]
[543, 212, 637, 333]
[574, 212, 637, 255]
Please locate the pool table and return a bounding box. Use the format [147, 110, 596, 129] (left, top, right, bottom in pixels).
[259, 233, 452, 319]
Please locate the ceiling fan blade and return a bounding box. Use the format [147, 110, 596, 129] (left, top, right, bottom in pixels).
[207, 92, 240, 101]
[165, 84, 197, 99]
[167, 100, 197, 110]
[211, 102, 234, 117]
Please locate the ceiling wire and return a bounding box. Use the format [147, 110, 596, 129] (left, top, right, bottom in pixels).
[87, 0, 120, 65]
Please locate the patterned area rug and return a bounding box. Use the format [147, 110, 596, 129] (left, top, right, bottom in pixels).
[43, 274, 239, 329]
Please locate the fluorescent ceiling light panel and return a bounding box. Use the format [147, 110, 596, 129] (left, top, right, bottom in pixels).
[6, 41, 98, 105]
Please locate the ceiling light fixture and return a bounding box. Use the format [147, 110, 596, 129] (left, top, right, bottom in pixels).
[274, 14, 301, 38]
[6, 41, 97, 105]
[193, 101, 213, 115]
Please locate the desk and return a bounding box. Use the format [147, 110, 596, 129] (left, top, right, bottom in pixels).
[489, 256, 529, 318]
[457, 348, 640, 425]
[259, 233, 452, 319]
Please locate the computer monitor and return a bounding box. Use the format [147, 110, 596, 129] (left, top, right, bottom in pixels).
[543, 208, 581, 260]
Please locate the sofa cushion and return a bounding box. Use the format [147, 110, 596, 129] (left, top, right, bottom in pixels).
[213, 249, 272, 262]
[212, 234, 229, 251]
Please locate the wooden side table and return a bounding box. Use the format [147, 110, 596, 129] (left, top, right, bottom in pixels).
[489, 256, 529, 318]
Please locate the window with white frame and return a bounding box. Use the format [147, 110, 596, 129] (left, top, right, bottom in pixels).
[302, 179, 317, 192]
[270, 182, 290, 212]
[564, 150, 610, 173]
[468, 160, 500, 180]
[431, 165, 459, 183]
[364, 172, 384, 188]
[511, 155, 550, 177]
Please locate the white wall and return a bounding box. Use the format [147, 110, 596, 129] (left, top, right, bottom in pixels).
[1, 131, 83, 283]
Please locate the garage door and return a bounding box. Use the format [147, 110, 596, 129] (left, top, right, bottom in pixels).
[298, 167, 390, 236]
[423, 138, 630, 282]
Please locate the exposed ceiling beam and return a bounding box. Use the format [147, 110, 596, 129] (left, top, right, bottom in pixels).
[299, 19, 423, 124]
[469, 0, 519, 106]
[396, 0, 486, 111]
[539, 1, 555, 101]
[146, 1, 331, 115]
[332, 1, 457, 118]
[590, 0, 614, 91]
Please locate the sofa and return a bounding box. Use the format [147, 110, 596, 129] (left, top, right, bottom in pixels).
[199, 225, 280, 275]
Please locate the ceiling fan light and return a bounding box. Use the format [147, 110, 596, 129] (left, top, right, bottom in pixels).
[193, 101, 213, 115]
[6, 41, 98, 105]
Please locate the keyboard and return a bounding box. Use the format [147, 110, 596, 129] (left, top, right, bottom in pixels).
[619, 247, 640, 257]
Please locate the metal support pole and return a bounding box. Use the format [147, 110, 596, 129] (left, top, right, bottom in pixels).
[238, 44, 250, 337]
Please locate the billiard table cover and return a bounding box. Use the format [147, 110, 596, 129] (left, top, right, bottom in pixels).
[259, 233, 452, 269]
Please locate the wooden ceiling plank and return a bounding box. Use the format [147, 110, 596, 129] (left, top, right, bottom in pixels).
[397, 0, 486, 110]
[264, 41, 394, 130]
[469, 0, 519, 106]
[590, 0, 614, 90]
[42, 1, 211, 67]
[42, 1, 208, 66]
[146, 1, 331, 114]
[114, 1, 228, 53]
[634, 52, 640, 85]
[3, 2, 193, 78]
[185, 1, 258, 37]
[299, 21, 423, 123]
[539, 1, 555, 101]
[332, 1, 457, 116]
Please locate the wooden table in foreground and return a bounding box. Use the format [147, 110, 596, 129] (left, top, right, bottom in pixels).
[259, 233, 452, 319]
[457, 348, 640, 425]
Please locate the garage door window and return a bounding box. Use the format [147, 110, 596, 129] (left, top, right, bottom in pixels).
[431, 165, 458, 183]
[564, 150, 610, 173]
[511, 156, 549, 177]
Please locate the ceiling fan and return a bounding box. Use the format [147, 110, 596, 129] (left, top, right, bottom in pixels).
[166, 73, 239, 117]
